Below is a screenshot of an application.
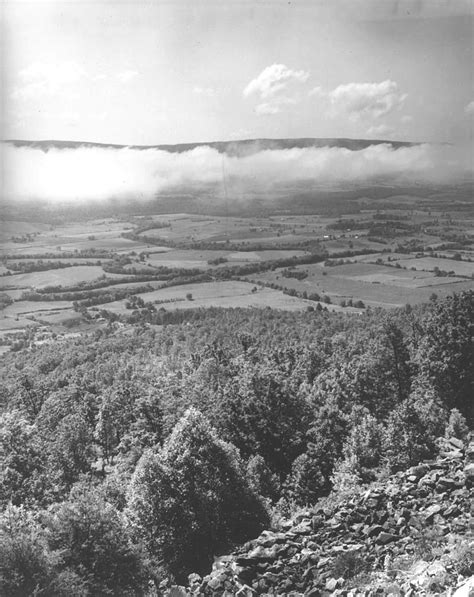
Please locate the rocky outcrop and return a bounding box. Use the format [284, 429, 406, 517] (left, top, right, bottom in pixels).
[172, 437, 473, 596]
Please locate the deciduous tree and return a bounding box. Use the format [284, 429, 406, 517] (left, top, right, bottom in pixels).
[126, 408, 269, 581]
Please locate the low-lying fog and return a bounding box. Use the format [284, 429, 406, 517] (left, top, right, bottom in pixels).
[1, 141, 472, 203]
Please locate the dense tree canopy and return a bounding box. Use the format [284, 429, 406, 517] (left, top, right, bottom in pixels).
[0, 291, 471, 591]
[126, 408, 269, 581]
[414, 291, 474, 424]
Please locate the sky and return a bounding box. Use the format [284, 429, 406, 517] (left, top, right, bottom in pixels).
[1, 0, 473, 146]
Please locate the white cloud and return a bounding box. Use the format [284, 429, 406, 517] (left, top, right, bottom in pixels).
[244, 64, 309, 115]
[465, 101, 474, 115]
[116, 70, 139, 84]
[193, 86, 216, 98]
[330, 80, 406, 119]
[244, 64, 309, 99]
[367, 124, 395, 137]
[255, 96, 297, 115]
[400, 115, 414, 124]
[310, 80, 407, 121]
[255, 103, 281, 115]
[12, 61, 87, 100]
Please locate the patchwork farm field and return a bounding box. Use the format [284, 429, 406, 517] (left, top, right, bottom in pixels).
[1, 300, 73, 318]
[0, 220, 51, 241]
[137, 214, 336, 246]
[0, 265, 119, 290]
[396, 256, 474, 277]
[1, 202, 473, 346]
[102, 280, 340, 314]
[1, 218, 138, 256]
[245, 262, 474, 308]
[146, 249, 310, 269]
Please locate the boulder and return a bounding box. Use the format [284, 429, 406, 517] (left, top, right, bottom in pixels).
[235, 585, 256, 596]
[464, 462, 474, 486]
[376, 531, 399, 545]
[187, 439, 471, 596]
[423, 503, 442, 522]
[409, 560, 448, 592]
[363, 524, 384, 537]
[447, 437, 464, 450]
[452, 576, 474, 596]
[168, 587, 187, 596]
[325, 577, 338, 591]
[407, 463, 430, 479]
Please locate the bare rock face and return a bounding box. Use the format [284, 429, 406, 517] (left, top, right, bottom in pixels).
[172, 438, 473, 596]
[452, 576, 474, 596]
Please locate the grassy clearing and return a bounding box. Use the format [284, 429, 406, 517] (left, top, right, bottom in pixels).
[245, 262, 474, 308]
[0, 220, 51, 241]
[1, 300, 73, 318]
[0, 218, 143, 257]
[145, 248, 310, 270]
[0, 315, 41, 330]
[54, 237, 147, 252]
[397, 257, 474, 277]
[102, 280, 324, 314]
[33, 309, 83, 326]
[147, 250, 229, 269]
[0, 289, 24, 300]
[6, 258, 106, 266]
[0, 266, 114, 290]
[322, 263, 439, 287]
[322, 238, 389, 254]
[344, 252, 416, 264]
[137, 214, 336, 246]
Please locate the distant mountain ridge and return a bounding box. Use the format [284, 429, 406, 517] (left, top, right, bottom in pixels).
[3, 137, 417, 155]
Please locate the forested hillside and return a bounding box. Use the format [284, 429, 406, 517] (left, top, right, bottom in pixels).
[0, 291, 472, 595]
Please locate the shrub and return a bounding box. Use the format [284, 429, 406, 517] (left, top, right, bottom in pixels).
[0, 412, 47, 508]
[445, 408, 469, 441]
[384, 386, 447, 472]
[331, 455, 362, 496]
[0, 505, 86, 597]
[333, 550, 369, 579]
[46, 487, 147, 596]
[340, 413, 384, 482]
[286, 446, 327, 505]
[126, 408, 269, 582]
[246, 455, 280, 502]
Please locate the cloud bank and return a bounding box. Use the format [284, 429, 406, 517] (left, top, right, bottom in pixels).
[1, 141, 470, 204]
